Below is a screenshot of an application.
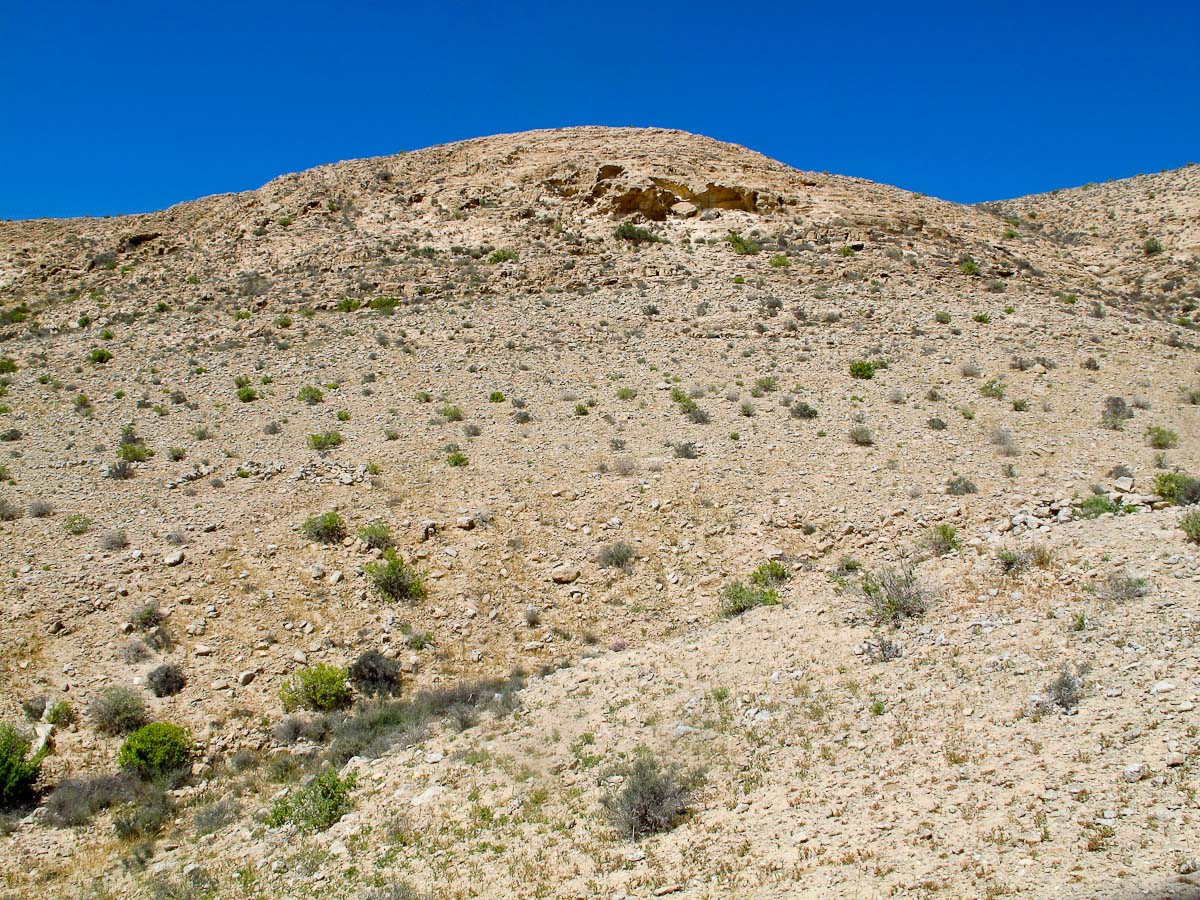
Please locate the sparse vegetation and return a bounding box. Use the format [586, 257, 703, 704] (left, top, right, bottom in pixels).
[301, 510, 347, 544]
[602, 752, 703, 840]
[280, 664, 352, 712]
[366, 549, 426, 602]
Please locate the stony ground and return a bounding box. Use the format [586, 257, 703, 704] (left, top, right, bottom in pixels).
[0, 128, 1197, 899]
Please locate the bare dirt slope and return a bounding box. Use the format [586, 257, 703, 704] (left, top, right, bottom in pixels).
[0, 127, 1197, 900]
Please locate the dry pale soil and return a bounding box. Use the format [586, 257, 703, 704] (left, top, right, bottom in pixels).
[0, 127, 1198, 900]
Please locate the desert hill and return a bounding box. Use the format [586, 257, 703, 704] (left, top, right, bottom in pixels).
[0, 127, 1197, 900]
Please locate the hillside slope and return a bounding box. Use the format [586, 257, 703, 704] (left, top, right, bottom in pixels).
[0, 128, 1197, 900]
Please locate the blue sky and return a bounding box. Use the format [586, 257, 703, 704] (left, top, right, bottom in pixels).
[1, 0, 1197, 219]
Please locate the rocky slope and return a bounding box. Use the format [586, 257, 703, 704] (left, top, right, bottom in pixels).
[0, 128, 1197, 900]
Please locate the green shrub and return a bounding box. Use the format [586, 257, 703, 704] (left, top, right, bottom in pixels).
[46, 701, 76, 727]
[1143, 237, 1163, 256]
[769, 254, 789, 267]
[366, 550, 426, 603]
[280, 664, 352, 712]
[0, 723, 44, 810]
[1075, 493, 1128, 519]
[790, 401, 818, 419]
[980, 378, 1006, 399]
[848, 360, 875, 379]
[849, 425, 874, 446]
[64, 513, 92, 535]
[0, 358, 16, 374]
[749, 560, 790, 587]
[488, 390, 506, 403]
[265, 767, 356, 832]
[1154, 471, 1200, 505]
[935, 311, 951, 324]
[307, 430, 343, 451]
[486, 248, 517, 264]
[117, 723, 192, 778]
[358, 521, 394, 550]
[89, 348, 113, 365]
[236, 385, 258, 403]
[602, 753, 702, 840]
[928, 524, 958, 556]
[724, 232, 761, 255]
[1181, 509, 1200, 543]
[301, 510, 347, 544]
[615, 222, 665, 244]
[1101, 396, 1132, 429]
[718, 581, 779, 618]
[598, 541, 634, 570]
[297, 385, 324, 405]
[1146, 426, 1178, 449]
[90, 686, 146, 736]
[958, 260, 980, 276]
[447, 450, 468, 467]
[439, 405, 464, 422]
[862, 568, 931, 627]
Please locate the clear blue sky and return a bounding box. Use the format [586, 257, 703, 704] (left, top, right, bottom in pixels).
[2, 0, 1197, 219]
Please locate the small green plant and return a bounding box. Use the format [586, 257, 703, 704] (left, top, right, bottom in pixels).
[616, 386, 637, 400]
[90, 686, 146, 736]
[1101, 396, 1133, 429]
[486, 248, 517, 264]
[0, 723, 45, 810]
[928, 523, 958, 556]
[447, 450, 468, 467]
[1075, 493, 1127, 519]
[365, 549, 426, 603]
[301, 511, 347, 544]
[849, 425, 874, 446]
[358, 522, 394, 550]
[848, 360, 876, 379]
[615, 222, 665, 244]
[64, 513, 92, 535]
[0, 358, 16, 374]
[297, 385, 324, 405]
[488, 390, 506, 403]
[935, 311, 951, 324]
[598, 541, 635, 570]
[718, 581, 779, 618]
[1146, 426, 1178, 450]
[279, 664, 352, 712]
[748, 560, 787, 587]
[725, 232, 761, 255]
[958, 259, 980, 276]
[118, 724, 192, 779]
[1181, 508, 1200, 543]
[439, 405, 464, 422]
[266, 767, 356, 833]
[862, 568, 931, 627]
[89, 348, 113, 365]
[336, 409, 350, 422]
[980, 378, 1006, 399]
[972, 312, 991, 323]
[307, 430, 343, 451]
[1143, 237, 1163, 256]
[1154, 471, 1200, 505]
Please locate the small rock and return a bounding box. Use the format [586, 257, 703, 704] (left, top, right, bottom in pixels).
[1123, 763, 1148, 783]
